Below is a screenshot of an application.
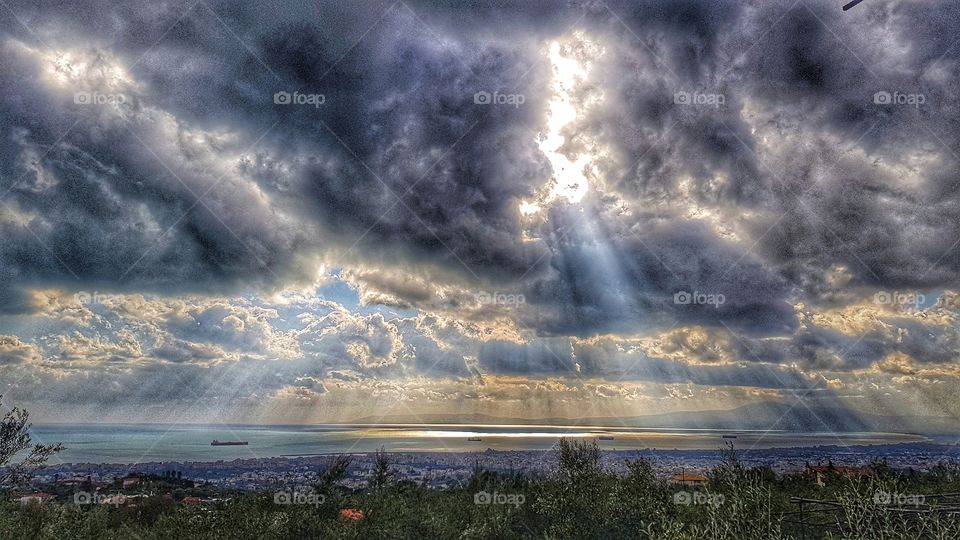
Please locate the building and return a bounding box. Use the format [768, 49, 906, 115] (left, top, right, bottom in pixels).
[19, 493, 54, 505]
[670, 473, 708, 486]
[806, 464, 872, 487]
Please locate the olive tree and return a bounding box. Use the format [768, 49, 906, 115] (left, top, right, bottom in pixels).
[0, 398, 63, 485]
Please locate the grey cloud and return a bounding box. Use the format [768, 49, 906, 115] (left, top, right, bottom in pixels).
[522, 207, 796, 336]
[478, 338, 577, 375]
[1, 0, 960, 413]
[0, 335, 41, 365]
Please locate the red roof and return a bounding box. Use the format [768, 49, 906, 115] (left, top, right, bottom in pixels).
[340, 509, 365, 522]
[671, 473, 708, 482]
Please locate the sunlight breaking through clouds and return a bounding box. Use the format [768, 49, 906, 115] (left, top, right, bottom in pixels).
[0, 0, 958, 430]
[523, 32, 604, 214]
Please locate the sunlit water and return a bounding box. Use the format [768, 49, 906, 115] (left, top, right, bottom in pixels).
[28, 423, 926, 464]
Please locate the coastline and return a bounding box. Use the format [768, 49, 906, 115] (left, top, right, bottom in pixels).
[28, 441, 955, 490]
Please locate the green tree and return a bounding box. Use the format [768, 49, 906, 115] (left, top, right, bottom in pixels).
[368, 448, 395, 492]
[0, 398, 63, 485]
[317, 454, 352, 490]
[535, 439, 617, 539]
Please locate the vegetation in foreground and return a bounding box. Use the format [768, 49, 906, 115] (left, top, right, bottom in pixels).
[3, 402, 960, 539]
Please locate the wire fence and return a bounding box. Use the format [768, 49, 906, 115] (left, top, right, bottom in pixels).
[783, 493, 960, 539]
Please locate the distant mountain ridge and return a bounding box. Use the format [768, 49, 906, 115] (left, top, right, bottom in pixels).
[350, 402, 960, 435]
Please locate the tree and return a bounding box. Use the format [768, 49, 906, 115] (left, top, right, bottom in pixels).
[317, 454, 352, 489]
[0, 398, 63, 485]
[556, 438, 602, 483]
[535, 439, 616, 538]
[368, 447, 395, 491]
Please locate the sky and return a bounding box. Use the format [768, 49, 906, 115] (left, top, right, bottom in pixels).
[1, 0, 959, 427]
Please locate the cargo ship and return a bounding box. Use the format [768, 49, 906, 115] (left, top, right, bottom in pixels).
[211, 440, 249, 446]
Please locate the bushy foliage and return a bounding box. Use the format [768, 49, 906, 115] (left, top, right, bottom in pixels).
[825, 475, 960, 540]
[0, 397, 63, 485]
[4, 438, 960, 539]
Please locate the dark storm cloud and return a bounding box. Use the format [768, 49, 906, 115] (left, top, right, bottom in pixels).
[474, 334, 815, 389]
[553, 0, 960, 338]
[714, 1, 960, 292]
[1, 0, 960, 350]
[730, 301, 960, 371]
[522, 206, 796, 336]
[0, 0, 559, 313]
[773, 325, 888, 370]
[478, 338, 576, 374]
[584, 0, 762, 205]
[294, 25, 552, 277]
[0, 38, 310, 310]
[579, 350, 817, 390]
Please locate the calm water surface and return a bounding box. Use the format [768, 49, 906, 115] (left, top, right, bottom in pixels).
[29, 423, 926, 464]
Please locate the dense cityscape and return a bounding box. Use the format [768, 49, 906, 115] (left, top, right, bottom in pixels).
[24, 442, 959, 491]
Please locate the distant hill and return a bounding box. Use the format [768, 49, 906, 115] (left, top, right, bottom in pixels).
[350, 402, 960, 435]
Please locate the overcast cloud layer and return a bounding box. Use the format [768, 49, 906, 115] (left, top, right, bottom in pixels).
[1, 0, 960, 425]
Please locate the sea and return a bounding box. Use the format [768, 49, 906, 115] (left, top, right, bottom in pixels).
[28, 423, 927, 464]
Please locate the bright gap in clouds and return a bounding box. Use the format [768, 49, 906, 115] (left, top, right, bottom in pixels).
[522, 33, 603, 215]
